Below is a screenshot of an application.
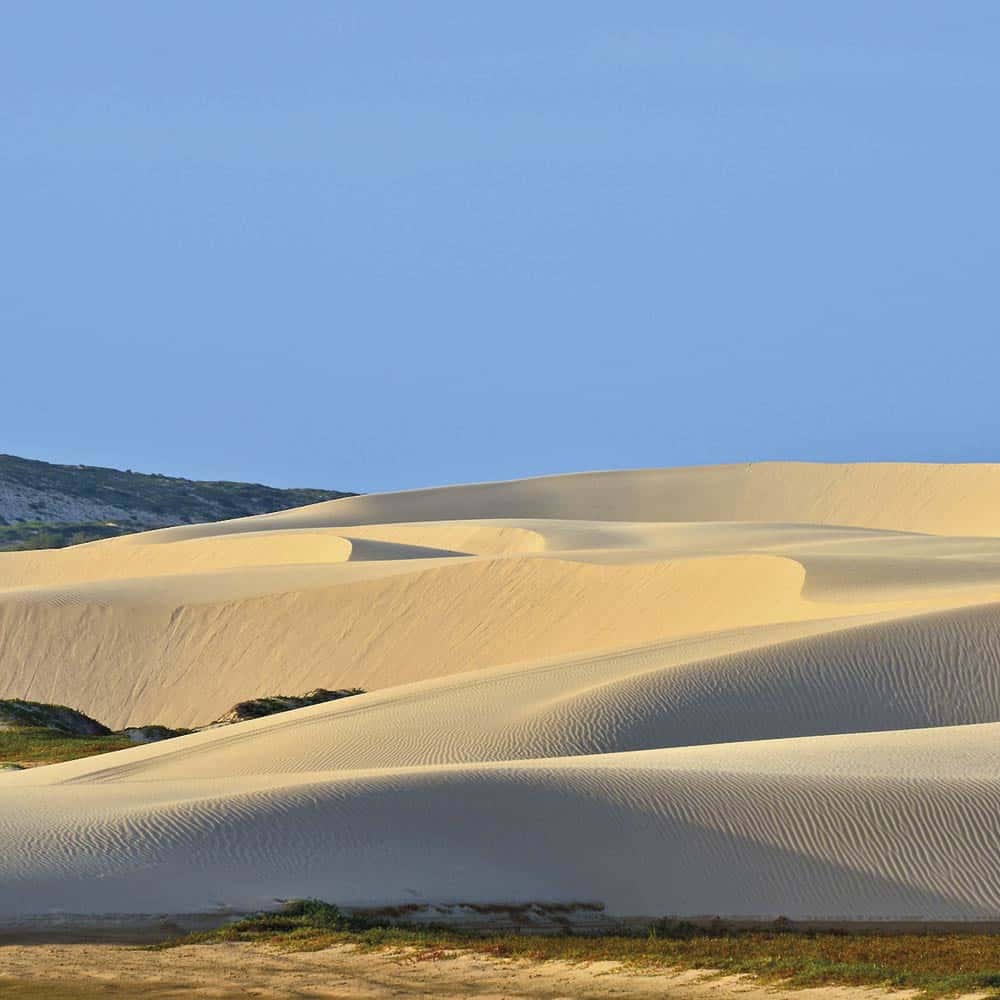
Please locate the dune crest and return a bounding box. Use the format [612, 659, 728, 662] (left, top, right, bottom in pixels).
[3, 462, 1000, 924]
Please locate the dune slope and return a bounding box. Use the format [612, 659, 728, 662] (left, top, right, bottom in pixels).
[3, 462, 1000, 924]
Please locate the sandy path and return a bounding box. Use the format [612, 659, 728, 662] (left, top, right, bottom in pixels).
[0, 942, 913, 999]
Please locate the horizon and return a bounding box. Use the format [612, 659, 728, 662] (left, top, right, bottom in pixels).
[15, 450, 1000, 497]
[5, 3, 999, 491]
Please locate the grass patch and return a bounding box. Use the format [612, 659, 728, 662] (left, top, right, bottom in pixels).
[215, 688, 365, 723]
[163, 901, 1000, 998]
[0, 691, 360, 769]
[0, 520, 130, 551]
[0, 726, 134, 766]
[0, 697, 110, 734]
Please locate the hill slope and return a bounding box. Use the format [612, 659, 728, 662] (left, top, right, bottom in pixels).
[0, 453, 354, 549]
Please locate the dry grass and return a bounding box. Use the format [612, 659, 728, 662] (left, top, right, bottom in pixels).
[161, 901, 1000, 998]
[0, 727, 133, 767]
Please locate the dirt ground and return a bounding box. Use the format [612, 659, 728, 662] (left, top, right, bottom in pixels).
[0, 941, 929, 1000]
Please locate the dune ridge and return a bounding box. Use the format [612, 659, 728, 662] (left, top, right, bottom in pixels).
[3, 462, 1000, 924]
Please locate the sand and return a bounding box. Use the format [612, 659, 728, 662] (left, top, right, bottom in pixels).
[2, 462, 1000, 925]
[0, 941, 910, 999]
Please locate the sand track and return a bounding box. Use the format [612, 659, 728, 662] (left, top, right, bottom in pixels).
[3, 463, 1000, 924]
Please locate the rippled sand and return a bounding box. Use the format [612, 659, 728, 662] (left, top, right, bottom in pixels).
[4, 462, 1000, 924]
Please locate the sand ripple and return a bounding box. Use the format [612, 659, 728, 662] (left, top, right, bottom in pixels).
[4, 464, 1000, 922]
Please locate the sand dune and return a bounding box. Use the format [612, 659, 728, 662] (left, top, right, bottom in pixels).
[3, 462, 1000, 924]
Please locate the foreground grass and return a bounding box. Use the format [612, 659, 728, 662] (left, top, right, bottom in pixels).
[162, 901, 1000, 998]
[0, 727, 134, 766]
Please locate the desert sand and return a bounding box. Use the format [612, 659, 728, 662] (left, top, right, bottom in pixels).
[3, 462, 1000, 926]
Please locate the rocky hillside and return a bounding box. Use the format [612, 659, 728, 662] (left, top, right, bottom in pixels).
[0, 453, 354, 550]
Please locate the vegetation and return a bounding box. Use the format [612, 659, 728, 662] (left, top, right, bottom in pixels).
[214, 688, 366, 723]
[0, 698, 110, 735]
[163, 901, 1000, 998]
[0, 698, 142, 768]
[0, 690, 365, 767]
[0, 520, 129, 550]
[0, 728, 136, 767]
[0, 453, 355, 550]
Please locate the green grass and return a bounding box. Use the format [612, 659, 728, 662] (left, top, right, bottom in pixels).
[0, 692, 359, 769]
[0, 697, 110, 734]
[218, 688, 366, 722]
[0, 520, 130, 550]
[162, 901, 1000, 998]
[0, 726, 135, 766]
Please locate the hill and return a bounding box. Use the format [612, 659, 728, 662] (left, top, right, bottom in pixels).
[0, 453, 354, 550]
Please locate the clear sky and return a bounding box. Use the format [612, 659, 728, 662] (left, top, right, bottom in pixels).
[3, 3, 998, 493]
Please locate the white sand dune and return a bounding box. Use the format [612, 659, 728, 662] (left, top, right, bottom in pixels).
[3, 462, 1000, 924]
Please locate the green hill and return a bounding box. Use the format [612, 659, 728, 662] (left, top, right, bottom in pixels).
[0, 453, 354, 551]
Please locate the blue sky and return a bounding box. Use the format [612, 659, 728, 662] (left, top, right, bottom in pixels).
[3, 3, 998, 492]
